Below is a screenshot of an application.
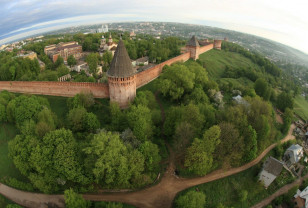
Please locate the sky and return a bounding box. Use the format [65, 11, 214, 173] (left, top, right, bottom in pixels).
[0, 0, 308, 54]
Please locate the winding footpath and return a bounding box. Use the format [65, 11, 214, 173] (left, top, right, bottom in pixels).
[0, 121, 296, 208]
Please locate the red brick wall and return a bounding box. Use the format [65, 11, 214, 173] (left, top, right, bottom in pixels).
[0, 81, 109, 98]
[198, 44, 214, 55]
[136, 52, 190, 88]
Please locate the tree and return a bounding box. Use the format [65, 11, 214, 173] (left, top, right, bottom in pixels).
[127, 105, 153, 141]
[56, 64, 69, 77]
[184, 126, 221, 175]
[139, 141, 161, 172]
[67, 108, 88, 132]
[102, 51, 113, 70]
[35, 108, 56, 137]
[157, 64, 195, 100]
[216, 122, 244, 167]
[64, 189, 91, 208]
[9, 129, 86, 193]
[254, 78, 271, 100]
[282, 108, 293, 134]
[67, 55, 77, 67]
[277, 92, 294, 112]
[0, 104, 6, 122]
[110, 102, 127, 131]
[54, 56, 64, 69]
[67, 92, 95, 109]
[176, 190, 206, 208]
[83, 130, 144, 187]
[86, 53, 99, 75]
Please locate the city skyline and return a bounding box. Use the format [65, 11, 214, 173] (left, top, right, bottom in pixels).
[1, 0, 308, 54]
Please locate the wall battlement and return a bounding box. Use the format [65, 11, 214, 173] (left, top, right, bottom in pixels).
[0, 37, 219, 102]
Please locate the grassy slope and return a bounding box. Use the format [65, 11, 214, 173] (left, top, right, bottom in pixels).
[294, 95, 308, 120]
[198, 49, 262, 79]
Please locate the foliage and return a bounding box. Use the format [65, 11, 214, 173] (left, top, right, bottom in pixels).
[86, 53, 100, 75]
[254, 78, 271, 101]
[67, 107, 99, 132]
[184, 126, 221, 175]
[83, 130, 145, 188]
[67, 92, 95, 109]
[67, 55, 77, 67]
[157, 64, 195, 100]
[57, 64, 70, 77]
[282, 108, 293, 134]
[64, 188, 91, 208]
[127, 105, 153, 141]
[276, 92, 294, 112]
[6, 95, 49, 128]
[102, 51, 113, 71]
[139, 141, 161, 172]
[175, 190, 206, 208]
[9, 128, 87, 193]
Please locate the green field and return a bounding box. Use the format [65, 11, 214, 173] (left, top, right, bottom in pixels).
[198, 49, 262, 79]
[294, 95, 308, 120]
[0, 123, 23, 180]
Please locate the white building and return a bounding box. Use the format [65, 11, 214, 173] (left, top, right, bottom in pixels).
[284, 144, 304, 165]
[294, 186, 308, 208]
[259, 157, 283, 188]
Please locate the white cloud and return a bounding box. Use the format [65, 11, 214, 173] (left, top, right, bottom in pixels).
[0, 0, 308, 53]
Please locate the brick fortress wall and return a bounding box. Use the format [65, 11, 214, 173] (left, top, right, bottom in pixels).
[0, 81, 109, 98]
[0, 44, 214, 98]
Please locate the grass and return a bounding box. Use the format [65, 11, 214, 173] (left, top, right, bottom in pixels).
[0, 123, 24, 180]
[174, 147, 295, 208]
[294, 95, 308, 120]
[38, 95, 69, 118]
[198, 49, 262, 80]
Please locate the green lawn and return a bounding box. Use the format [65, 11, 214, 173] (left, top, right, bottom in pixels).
[294, 95, 308, 120]
[0, 123, 24, 180]
[198, 49, 262, 79]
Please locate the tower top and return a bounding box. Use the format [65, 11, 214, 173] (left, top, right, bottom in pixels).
[107, 40, 136, 78]
[187, 35, 200, 47]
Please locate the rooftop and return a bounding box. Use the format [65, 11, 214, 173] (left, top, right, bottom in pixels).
[107, 40, 137, 78]
[187, 35, 200, 47]
[263, 157, 283, 176]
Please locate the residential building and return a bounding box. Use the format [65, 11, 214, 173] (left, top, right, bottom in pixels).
[294, 187, 308, 208]
[44, 41, 82, 63]
[259, 157, 284, 188]
[284, 144, 304, 165]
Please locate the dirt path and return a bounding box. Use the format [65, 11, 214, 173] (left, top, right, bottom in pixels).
[0, 121, 296, 207]
[251, 172, 308, 208]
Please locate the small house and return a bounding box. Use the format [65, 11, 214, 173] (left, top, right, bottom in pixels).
[135, 56, 149, 66]
[294, 186, 308, 208]
[259, 157, 283, 188]
[284, 144, 304, 165]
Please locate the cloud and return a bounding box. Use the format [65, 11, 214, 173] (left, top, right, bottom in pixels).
[0, 0, 308, 53]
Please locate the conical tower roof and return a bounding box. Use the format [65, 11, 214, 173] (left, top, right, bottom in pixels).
[107, 40, 136, 78]
[187, 35, 200, 47]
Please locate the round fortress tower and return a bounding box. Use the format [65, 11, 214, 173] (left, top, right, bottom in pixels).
[107, 39, 137, 109]
[214, 40, 222, 50]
